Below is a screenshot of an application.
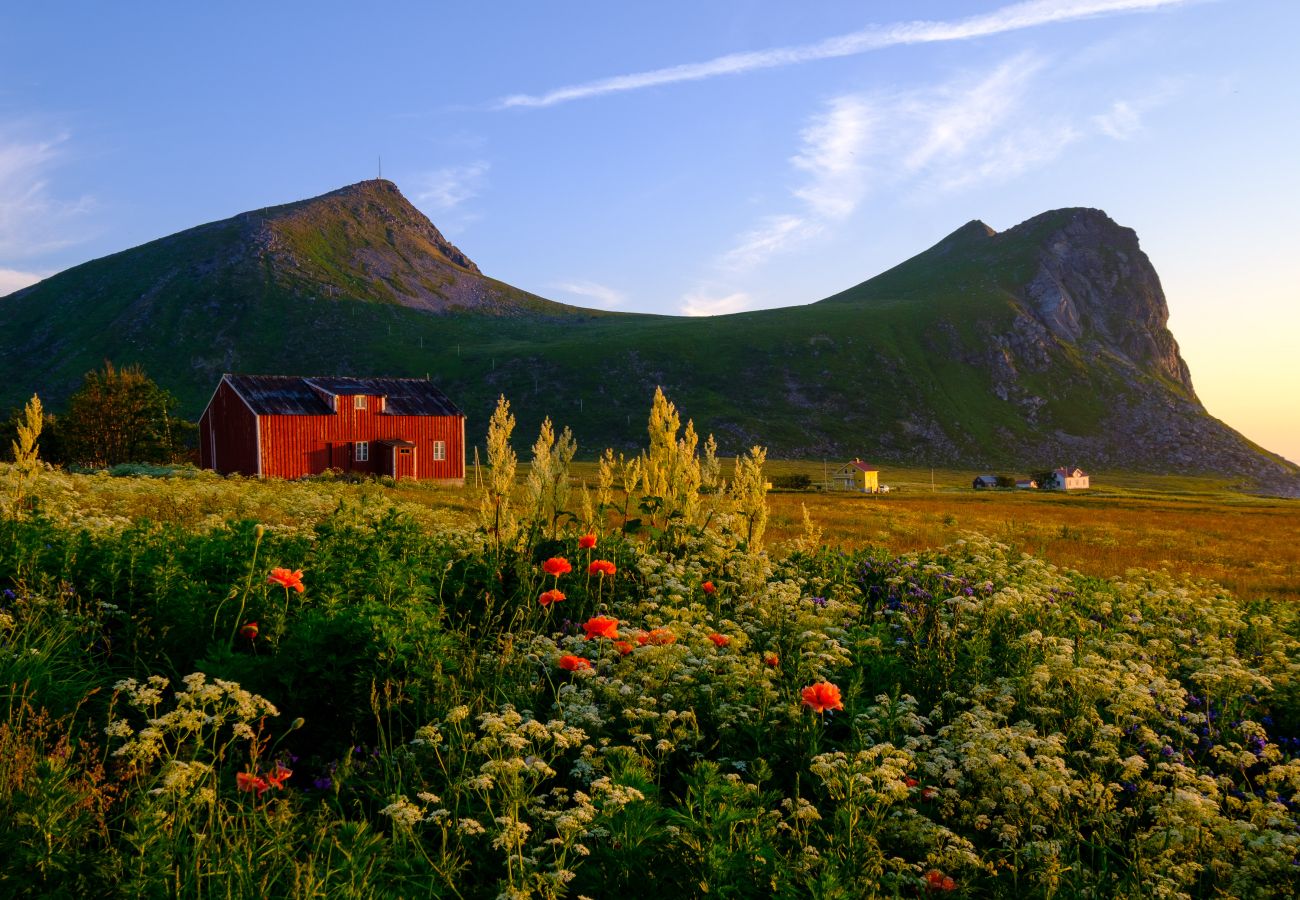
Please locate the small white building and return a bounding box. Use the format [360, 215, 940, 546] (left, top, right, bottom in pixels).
[1044, 467, 1089, 490]
[1016, 479, 1039, 490]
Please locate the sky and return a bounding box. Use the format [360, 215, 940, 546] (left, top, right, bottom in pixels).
[2, 0, 1298, 464]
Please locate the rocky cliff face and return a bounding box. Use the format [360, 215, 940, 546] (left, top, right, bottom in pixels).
[1014, 209, 1192, 390]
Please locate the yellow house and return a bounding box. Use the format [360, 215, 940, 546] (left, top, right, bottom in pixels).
[833, 459, 880, 493]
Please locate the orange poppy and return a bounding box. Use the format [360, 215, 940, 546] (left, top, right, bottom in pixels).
[588, 559, 616, 577]
[702, 580, 716, 595]
[237, 771, 269, 796]
[539, 589, 566, 607]
[578, 534, 597, 549]
[800, 681, 844, 714]
[558, 654, 591, 671]
[636, 627, 676, 646]
[763, 651, 779, 667]
[267, 568, 305, 593]
[924, 870, 957, 892]
[614, 640, 634, 656]
[239, 621, 259, 640]
[708, 633, 730, 648]
[583, 616, 619, 640]
[542, 557, 572, 577]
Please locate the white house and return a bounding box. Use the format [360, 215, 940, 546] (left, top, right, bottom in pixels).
[1044, 467, 1089, 490]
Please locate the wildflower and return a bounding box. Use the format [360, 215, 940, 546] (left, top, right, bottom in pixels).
[236, 771, 269, 796]
[921, 786, 938, 801]
[558, 654, 592, 672]
[636, 627, 676, 646]
[702, 580, 716, 595]
[539, 589, 566, 607]
[708, 633, 730, 648]
[905, 777, 919, 788]
[264, 765, 292, 790]
[763, 651, 779, 667]
[924, 870, 956, 892]
[239, 621, 259, 640]
[614, 640, 634, 656]
[267, 568, 305, 592]
[801, 682, 844, 715]
[583, 616, 619, 640]
[588, 559, 616, 577]
[542, 557, 572, 577]
[578, 534, 597, 549]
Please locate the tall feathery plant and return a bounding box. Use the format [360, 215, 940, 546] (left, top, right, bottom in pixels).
[525, 417, 577, 539]
[479, 395, 519, 552]
[6, 394, 43, 518]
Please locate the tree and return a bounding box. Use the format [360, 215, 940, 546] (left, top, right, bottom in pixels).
[60, 362, 185, 468]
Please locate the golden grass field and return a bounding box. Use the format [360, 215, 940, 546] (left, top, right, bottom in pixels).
[381, 459, 1300, 604]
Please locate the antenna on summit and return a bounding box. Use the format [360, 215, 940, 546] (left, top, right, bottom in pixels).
[377, 155, 382, 181]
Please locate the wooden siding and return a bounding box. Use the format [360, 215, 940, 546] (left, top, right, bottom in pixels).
[200, 379, 260, 475]
[257, 393, 463, 481]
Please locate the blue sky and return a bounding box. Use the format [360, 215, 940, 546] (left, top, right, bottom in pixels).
[3, 0, 1298, 464]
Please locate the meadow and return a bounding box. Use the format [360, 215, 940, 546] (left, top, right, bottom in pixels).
[2, 396, 1299, 898]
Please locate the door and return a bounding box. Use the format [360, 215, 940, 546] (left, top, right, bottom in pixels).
[394, 446, 416, 480]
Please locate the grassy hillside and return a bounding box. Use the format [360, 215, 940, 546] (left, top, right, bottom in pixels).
[2, 184, 1295, 487]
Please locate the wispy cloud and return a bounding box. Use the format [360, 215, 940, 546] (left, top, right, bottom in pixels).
[551, 279, 627, 308]
[0, 267, 47, 296]
[0, 128, 93, 259]
[414, 161, 490, 211]
[717, 54, 1076, 276]
[679, 288, 753, 317]
[497, 0, 1193, 108]
[1093, 100, 1142, 139]
[720, 215, 823, 273]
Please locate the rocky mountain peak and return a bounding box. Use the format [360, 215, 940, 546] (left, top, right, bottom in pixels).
[1009, 208, 1194, 393]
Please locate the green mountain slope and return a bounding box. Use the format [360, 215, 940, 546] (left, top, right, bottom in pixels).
[2, 181, 1295, 493]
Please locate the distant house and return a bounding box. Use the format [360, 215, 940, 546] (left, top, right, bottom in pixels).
[833, 459, 880, 493]
[1016, 478, 1039, 490]
[972, 474, 999, 489]
[199, 374, 464, 482]
[1043, 467, 1089, 490]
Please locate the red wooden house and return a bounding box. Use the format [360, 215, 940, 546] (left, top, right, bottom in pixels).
[199, 374, 464, 482]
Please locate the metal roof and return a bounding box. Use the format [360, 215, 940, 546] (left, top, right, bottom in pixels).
[224, 374, 462, 417]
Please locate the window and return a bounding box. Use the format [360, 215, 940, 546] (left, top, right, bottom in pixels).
[433, 440, 446, 461]
[354, 395, 367, 410]
[354, 441, 369, 462]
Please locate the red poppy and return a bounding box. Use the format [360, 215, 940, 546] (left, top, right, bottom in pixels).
[267, 568, 305, 593]
[558, 654, 591, 671]
[539, 589, 566, 607]
[265, 765, 293, 790]
[614, 640, 634, 656]
[588, 559, 616, 577]
[800, 681, 844, 714]
[239, 621, 259, 641]
[921, 786, 938, 801]
[583, 616, 619, 640]
[924, 870, 956, 892]
[578, 534, 597, 549]
[905, 777, 919, 788]
[702, 580, 716, 595]
[708, 633, 730, 648]
[237, 771, 269, 796]
[763, 651, 780, 667]
[636, 627, 676, 646]
[542, 557, 572, 577]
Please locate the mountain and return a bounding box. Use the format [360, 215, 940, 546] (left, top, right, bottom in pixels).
[2, 181, 1296, 494]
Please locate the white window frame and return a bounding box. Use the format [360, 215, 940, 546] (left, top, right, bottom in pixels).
[433, 440, 446, 461]
[354, 395, 367, 410]
[355, 441, 369, 462]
